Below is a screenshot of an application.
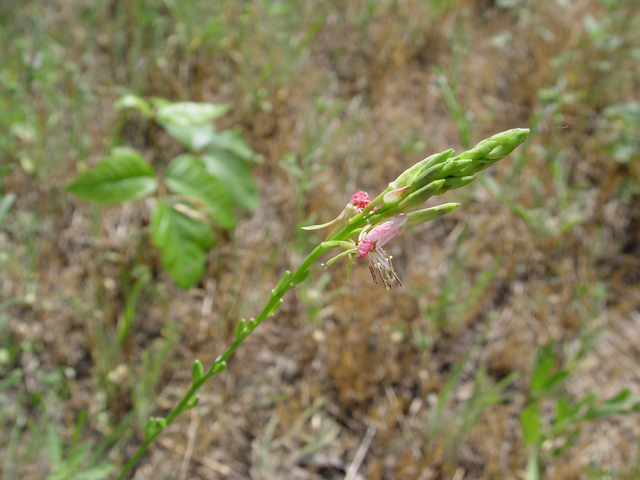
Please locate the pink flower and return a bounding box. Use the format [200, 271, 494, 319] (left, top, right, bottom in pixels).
[358, 214, 406, 289]
[349, 191, 370, 211]
[303, 191, 370, 232]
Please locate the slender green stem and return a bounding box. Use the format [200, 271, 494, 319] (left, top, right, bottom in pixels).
[116, 127, 531, 478]
[116, 216, 368, 479]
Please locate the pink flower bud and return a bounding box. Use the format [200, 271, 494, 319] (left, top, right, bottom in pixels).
[383, 186, 410, 205]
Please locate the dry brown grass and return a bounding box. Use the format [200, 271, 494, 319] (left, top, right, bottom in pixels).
[2, 0, 640, 479]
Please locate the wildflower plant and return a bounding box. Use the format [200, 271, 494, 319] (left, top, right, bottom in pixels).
[67, 96, 259, 289]
[116, 128, 529, 478]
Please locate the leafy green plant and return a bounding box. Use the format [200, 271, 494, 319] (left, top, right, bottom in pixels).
[426, 335, 519, 460]
[435, 67, 473, 150]
[279, 91, 349, 234]
[603, 102, 640, 164]
[519, 342, 640, 480]
[115, 128, 530, 479]
[130, 324, 178, 435]
[425, 226, 503, 330]
[253, 397, 340, 478]
[67, 96, 259, 288]
[44, 412, 115, 480]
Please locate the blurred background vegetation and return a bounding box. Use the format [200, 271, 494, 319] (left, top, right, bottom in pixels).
[1, 0, 640, 479]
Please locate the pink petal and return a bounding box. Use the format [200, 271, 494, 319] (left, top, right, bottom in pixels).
[358, 215, 407, 260]
[378, 227, 404, 248]
[358, 235, 375, 260]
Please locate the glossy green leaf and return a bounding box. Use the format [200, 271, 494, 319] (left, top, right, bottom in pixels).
[150, 200, 214, 289]
[203, 129, 256, 161]
[155, 102, 229, 151]
[67, 148, 157, 203]
[164, 154, 235, 230]
[202, 150, 258, 211]
[164, 123, 217, 152]
[156, 101, 229, 125]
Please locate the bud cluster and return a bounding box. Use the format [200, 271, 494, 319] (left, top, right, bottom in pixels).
[365, 128, 530, 219]
[310, 128, 530, 289]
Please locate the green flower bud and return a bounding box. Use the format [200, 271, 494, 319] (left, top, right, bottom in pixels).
[390, 149, 454, 190]
[397, 179, 445, 212]
[439, 158, 475, 178]
[435, 175, 476, 195]
[407, 162, 447, 193]
[456, 128, 529, 162]
[405, 203, 460, 227]
[383, 186, 410, 205]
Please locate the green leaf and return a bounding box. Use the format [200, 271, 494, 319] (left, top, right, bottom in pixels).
[530, 342, 558, 396]
[529, 343, 571, 398]
[192, 360, 204, 382]
[155, 102, 229, 151]
[164, 122, 217, 152]
[45, 424, 64, 467]
[586, 388, 638, 419]
[538, 370, 570, 397]
[520, 402, 542, 446]
[552, 393, 597, 436]
[266, 298, 284, 317]
[156, 101, 229, 125]
[551, 428, 581, 457]
[184, 396, 199, 410]
[235, 319, 247, 340]
[555, 398, 576, 426]
[202, 150, 258, 211]
[114, 94, 152, 117]
[67, 148, 157, 203]
[274, 270, 291, 291]
[164, 154, 235, 230]
[204, 129, 256, 161]
[143, 417, 167, 440]
[212, 361, 227, 375]
[150, 200, 214, 289]
[289, 269, 311, 287]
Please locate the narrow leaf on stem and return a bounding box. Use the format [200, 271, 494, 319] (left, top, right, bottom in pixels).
[212, 361, 227, 375]
[144, 417, 167, 440]
[235, 319, 248, 339]
[266, 298, 284, 317]
[192, 360, 204, 382]
[274, 270, 292, 291]
[290, 269, 311, 287]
